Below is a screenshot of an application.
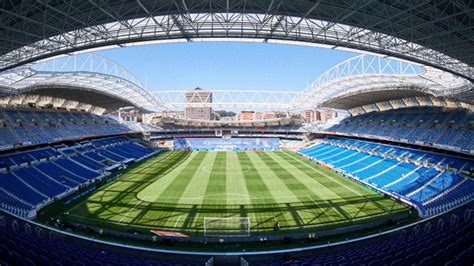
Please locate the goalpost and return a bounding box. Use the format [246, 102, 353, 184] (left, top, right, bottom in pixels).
[203, 217, 251, 237]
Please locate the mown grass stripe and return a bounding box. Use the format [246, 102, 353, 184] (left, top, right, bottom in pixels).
[104, 152, 192, 224]
[178, 151, 216, 205]
[168, 151, 216, 229]
[255, 151, 345, 225]
[282, 151, 408, 215]
[64, 150, 410, 235]
[190, 152, 233, 233]
[137, 151, 205, 202]
[236, 151, 276, 205]
[226, 151, 251, 206]
[86, 152, 187, 214]
[270, 151, 372, 222]
[246, 151, 315, 228]
[75, 151, 191, 224]
[202, 151, 227, 206]
[141, 151, 218, 230]
[237, 151, 287, 231]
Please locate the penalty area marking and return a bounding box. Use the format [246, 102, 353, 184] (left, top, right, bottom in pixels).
[292, 155, 391, 214]
[306, 195, 337, 222]
[66, 214, 187, 231]
[137, 194, 311, 203]
[119, 199, 143, 223]
[173, 216, 182, 230]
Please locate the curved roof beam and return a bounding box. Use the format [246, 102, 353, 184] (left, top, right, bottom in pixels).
[0, 53, 164, 110]
[293, 54, 472, 108]
[0, 1, 472, 81]
[156, 89, 299, 109]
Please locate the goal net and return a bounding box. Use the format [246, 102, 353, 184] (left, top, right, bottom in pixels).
[204, 217, 250, 237]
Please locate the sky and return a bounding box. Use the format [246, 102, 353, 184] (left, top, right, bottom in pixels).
[97, 42, 358, 92]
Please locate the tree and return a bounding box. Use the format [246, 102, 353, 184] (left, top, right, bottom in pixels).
[215, 110, 236, 117]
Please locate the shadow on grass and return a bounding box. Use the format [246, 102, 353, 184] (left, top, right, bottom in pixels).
[68, 194, 408, 233]
[63, 150, 410, 235]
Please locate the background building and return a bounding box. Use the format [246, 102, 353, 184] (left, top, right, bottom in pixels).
[300, 110, 321, 123]
[161, 110, 184, 119]
[238, 110, 255, 121]
[320, 109, 337, 122]
[238, 110, 293, 121]
[300, 109, 338, 123]
[115, 107, 141, 123]
[184, 88, 214, 120]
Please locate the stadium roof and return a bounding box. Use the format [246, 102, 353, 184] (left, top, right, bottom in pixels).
[20, 86, 136, 111]
[1, 53, 470, 111]
[0, 0, 473, 82]
[0, 53, 162, 110]
[0, 1, 472, 111]
[322, 88, 431, 110]
[293, 54, 473, 109]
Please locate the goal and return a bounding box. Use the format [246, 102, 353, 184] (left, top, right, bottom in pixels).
[203, 217, 250, 237]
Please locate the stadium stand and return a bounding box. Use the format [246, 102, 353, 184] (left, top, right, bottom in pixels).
[0, 211, 209, 266]
[150, 125, 304, 140]
[0, 109, 131, 151]
[327, 107, 474, 154]
[173, 138, 280, 150]
[0, 1, 472, 263]
[1, 203, 472, 265]
[0, 172, 47, 206]
[0, 109, 471, 264]
[299, 137, 474, 217]
[0, 136, 156, 217]
[247, 204, 474, 266]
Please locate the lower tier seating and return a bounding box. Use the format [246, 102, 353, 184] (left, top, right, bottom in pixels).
[299, 137, 474, 217]
[0, 136, 156, 217]
[0, 211, 207, 266]
[249, 205, 474, 266]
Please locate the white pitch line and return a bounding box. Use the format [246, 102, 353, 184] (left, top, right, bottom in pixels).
[119, 199, 142, 223]
[306, 195, 337, 222]
[138, 194, 305, 201]
[67, 214, 180, 231]
[297, 156, 373, 198]
[173, 216, 182, 230]
[296, 155, 391, 214]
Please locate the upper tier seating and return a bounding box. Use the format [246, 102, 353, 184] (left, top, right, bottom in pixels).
[300, 137, 474, 217]
[327, 107, 474, 153]
[0, 136, 156, 217]
[0, 109, 132, 151]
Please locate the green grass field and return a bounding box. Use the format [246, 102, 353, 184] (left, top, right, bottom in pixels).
[61, 150, 410, 236]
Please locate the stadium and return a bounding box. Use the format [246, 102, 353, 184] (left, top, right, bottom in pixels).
[0, 1, 473, 265]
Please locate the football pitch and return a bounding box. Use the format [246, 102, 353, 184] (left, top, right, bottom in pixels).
[61, 150, 410, 236]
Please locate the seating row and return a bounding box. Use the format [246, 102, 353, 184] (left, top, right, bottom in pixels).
[299, 137, 474, 216]
[0, 136, 156, 217]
